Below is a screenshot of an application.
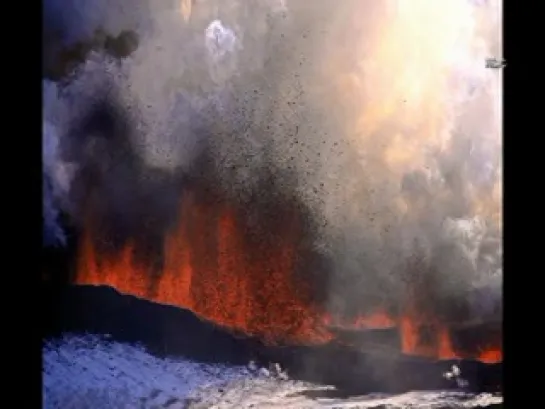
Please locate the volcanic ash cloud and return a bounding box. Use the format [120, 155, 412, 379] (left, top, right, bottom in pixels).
[42, 0, 502, 324]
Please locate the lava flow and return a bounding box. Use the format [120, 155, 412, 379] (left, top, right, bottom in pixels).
[76, 188, 502, 363]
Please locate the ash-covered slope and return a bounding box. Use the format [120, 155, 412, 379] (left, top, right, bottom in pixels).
[43, 285, 502, 395]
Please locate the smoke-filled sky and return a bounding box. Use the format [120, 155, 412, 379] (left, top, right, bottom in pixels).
[43, 0, 502, 324]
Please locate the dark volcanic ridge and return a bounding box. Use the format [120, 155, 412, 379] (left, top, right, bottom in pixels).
[43, 284, 502, 395]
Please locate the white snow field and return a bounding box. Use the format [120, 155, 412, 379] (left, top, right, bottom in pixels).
[43, 334, 502, 408]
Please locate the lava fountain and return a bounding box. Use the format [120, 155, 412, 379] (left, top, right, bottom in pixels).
[76, 184, 501, 363]
[68, 0, 502, 365]
[77, 186, 332, 345]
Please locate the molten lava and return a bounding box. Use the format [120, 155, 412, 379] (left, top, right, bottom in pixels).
[76, 189, 502, 363]
[78, 189, 331, 345]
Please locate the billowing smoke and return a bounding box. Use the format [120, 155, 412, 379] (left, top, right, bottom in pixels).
[43, 0, 502, 324]
[43, 119, 66, 247]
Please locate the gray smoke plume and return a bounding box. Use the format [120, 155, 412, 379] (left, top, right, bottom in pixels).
[43, 0, 502, 324]
[43, 120, 66, 247]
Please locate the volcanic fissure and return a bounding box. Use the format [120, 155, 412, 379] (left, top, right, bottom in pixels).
[75, 184, 501, 363]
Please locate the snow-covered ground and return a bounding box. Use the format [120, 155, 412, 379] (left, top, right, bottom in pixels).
[43, 334, 252, 408]
[43, 334, 502, 408]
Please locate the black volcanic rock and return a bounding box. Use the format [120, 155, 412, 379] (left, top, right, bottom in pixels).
[43, 285, 502, 394]
[43, 285, 254, 365]
[42, 28, 139, 81]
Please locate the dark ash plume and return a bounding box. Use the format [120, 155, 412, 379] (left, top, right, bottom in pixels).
[42, 0, 502, 325]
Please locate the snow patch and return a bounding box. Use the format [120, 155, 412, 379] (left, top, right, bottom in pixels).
[43, 334, 249, 408]
[43, 334, 502, 408]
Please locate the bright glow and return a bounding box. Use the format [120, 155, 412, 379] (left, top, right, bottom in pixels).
[331, 0, 501, 225]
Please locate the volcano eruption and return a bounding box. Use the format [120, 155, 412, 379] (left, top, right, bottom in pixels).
[43, 2, 503, 403]
[75, 177, 501, 362]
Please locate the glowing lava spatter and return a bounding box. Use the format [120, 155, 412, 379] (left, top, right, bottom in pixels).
[78, 189, 332, 345]
[76, 189, 501, 363]
[478, 349, 503, 364]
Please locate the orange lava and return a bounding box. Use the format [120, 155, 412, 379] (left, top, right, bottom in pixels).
[478, 348, 503, 364]
[323, 311, 396, 330]
[399, 316, 458, 360]
[78, 190, 331, 345]
[76, 189, 502, 363]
